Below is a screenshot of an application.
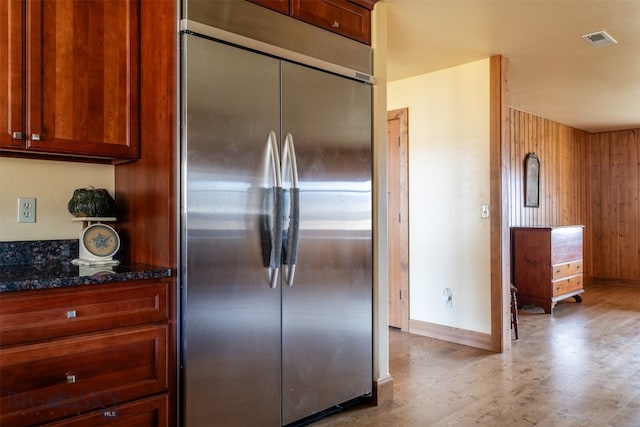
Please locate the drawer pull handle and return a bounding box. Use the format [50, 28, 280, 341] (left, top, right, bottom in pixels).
[32, 133, 41, 141]
[66, 310, 77, 319]
[66, 374, 76, 384]
[332, 21, 340, 28]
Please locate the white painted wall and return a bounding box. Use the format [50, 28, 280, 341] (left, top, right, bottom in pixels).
[0, 158, 114, 241]
[387, 59, 492, 333]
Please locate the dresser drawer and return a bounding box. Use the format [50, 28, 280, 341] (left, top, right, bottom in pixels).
[44, 394, 168, 427]
[550, 226, 583, 264]
[552, 275, 583, 297]
[552, 261, 583, 279]
[0, 325, 168, 427]
[0, 280, 168, 346]
[291, 0, 371, 44]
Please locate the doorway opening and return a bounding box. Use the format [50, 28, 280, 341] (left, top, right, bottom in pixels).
[387, 108, 409, 331]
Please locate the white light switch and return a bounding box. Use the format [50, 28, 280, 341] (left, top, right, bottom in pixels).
[481, 204, 490, 219]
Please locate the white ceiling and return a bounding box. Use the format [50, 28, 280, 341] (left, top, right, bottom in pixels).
[384, 0, 640, 133]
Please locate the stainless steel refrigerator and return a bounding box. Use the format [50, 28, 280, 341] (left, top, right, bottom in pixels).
[180, 23, 373, 427]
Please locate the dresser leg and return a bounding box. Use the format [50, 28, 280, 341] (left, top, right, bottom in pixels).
[574, 295, 583, 303]
[544, 302, 554, 314]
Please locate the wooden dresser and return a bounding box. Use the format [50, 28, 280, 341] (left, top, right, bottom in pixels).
[0, 279, 171, 426]
[511, 226, 584, 314]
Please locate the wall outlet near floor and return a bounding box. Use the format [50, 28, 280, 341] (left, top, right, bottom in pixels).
[443, 288, 453, 308]
[17, 197, 36, 223]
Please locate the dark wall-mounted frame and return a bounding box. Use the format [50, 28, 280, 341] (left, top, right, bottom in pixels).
[524, 153, 540, 207]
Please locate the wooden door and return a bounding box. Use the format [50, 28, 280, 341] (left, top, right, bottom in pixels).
[0, 0, 24, 149]
[24, 0, 139, 159]
[387, 108, 409, 330]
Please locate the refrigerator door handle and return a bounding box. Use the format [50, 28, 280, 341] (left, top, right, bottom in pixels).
[282, 133, 300, 287]
[268, 131, 283, 289]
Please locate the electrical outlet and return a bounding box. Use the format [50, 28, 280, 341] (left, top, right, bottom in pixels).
[443, 288, 452, 308]
[17, 197, 36, 223]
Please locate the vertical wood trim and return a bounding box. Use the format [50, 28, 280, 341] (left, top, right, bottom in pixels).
[115, 0, 177, 268]
[115, 8, 178, 425]
[490, 55, 510, 352]
[628, 130, 639, 279]
[114, 0, 178, 424]
[579, 131, 591, 279]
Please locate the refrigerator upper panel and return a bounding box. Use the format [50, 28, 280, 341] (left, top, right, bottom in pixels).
[181, 0, 372, 77]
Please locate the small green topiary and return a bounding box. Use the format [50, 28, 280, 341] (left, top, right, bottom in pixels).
[68, 186, 117, 218]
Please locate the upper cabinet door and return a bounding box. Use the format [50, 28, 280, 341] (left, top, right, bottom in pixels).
[291, 0, 371, 44]
[0, 0, 25, 149]
[25, 0, 140, 159]
[247, 0, 289, 14]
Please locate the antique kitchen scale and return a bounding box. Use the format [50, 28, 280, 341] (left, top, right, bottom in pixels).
[71, 218, 120, 266]
[68, 187, 121, 267]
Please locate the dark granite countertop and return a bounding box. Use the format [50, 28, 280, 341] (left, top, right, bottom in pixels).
[0, 239, 171, 293]
[0, 261, 172, 293]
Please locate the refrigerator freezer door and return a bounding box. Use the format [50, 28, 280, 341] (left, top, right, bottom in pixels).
[281, 62, 373, 425]
[182, 34, 282, 426]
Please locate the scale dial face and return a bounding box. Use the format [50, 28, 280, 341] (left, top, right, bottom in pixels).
[81, 223, 120, 258]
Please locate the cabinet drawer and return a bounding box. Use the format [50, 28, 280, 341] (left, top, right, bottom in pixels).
[552, 261, 583, 279]
[291, 0, 371, 44]
[0, 280, 168, 346]
[0, 325, 168, 427]
[552, 275, 583, 297]
[44, 394, 168, 427]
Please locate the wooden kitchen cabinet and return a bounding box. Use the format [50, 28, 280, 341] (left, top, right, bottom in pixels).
[511, 226, 585, 314]
[248, 0, 377, 44]
[0, 279, 171, 426]
[0, 279, 168, 347]
[44, 395, 168, 427]
[248, 0, 289, 14]
[0, 0, 24, 150]
[0, 0, 139, 161]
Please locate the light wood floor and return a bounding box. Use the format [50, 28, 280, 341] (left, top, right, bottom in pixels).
[315, 279, 640, 426]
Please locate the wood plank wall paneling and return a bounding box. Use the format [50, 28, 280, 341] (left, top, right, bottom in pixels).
[589, 130, 640, 281]
[510, 108, 640, 282]
[509, 108, 589, 229]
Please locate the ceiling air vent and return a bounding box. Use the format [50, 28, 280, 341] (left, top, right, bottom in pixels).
[581, 30, 618, 48]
